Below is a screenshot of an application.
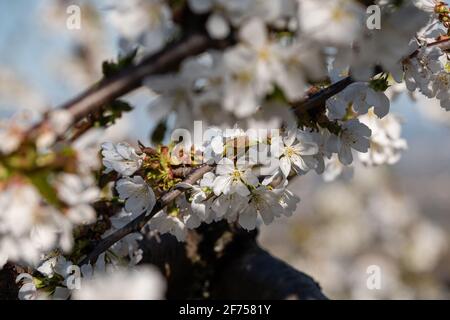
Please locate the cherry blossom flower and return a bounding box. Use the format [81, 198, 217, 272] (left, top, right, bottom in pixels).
[101, 142, 144, 176]
[432, 71, 450, 110]
[116, 176, 156, 215]
[350, 4, 429, 80]
[359, 111, 408, 166]
[273, 129, 319, 177]
[148, 210, 187, 241]
[415, 0, 443, 12]
[190, 172, 217, 223]
[328, 119, 372, 165]
[298, 0, 365, 46]
[56, 173, 99, 224]
[105, 0, 173, 55]
[213, 157, 259, 197]
[211, 193, 248, 222]
[238, 184, 299, 230]
[322, 154, 354, 182]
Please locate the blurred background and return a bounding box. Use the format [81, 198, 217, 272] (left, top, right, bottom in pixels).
[1, 0, 449, 299]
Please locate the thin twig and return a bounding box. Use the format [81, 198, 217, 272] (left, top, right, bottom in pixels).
[293, 77, 354, 115]
[409, 37, 450, 59]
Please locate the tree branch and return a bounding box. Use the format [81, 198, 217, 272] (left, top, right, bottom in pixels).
[139, 222, 327, 299]
[25, 33, 225, 143]
[210, 241, 328, 299]
[293, 77, 354, 115]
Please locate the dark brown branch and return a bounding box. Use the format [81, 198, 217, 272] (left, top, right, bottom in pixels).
[211, 241, 328, 299]
[409, 37, 450, 59]
[139, 222, 327, 300]
[80, 164, 213, 265]
[426, 37, 450, 51]
[25, 33, 224, 143]
[293, 77, 354, 115]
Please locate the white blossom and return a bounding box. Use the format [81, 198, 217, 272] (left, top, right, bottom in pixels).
[0, 182, 75, 268]
[211, 193, 247, 222]
[73, 265, 166, 300]
[0, 114, 29, 155]
[415, 0, 442, 12]
[190, 172, 217, 223]
[148, 210, 187, 241]
[213, 157, 259, 197]
[273, 128, 319, 177]
[298, 0, 365, 46]
[350, 4, 429, 80]
[238, 185, 299, 230]
[432, 71, 450, 110]
[56, 173, 99, 224]
[328, 119, 372, 165]
[358, 111, 407, 166]
[105, 0, 173, 55]
[116, 176, 156, 215]
[101, 142, 144, 176]
[322, 154, 354, 182]
[37, 255, 72, 279]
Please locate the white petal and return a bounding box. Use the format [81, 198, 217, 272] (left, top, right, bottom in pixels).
[283, 129, 296, 147]
[233, 180, 250, 197]
[213, 176, 232, 196]
[216, 158, 234, 175]
[279, 156, 291, 177]
[239, 18, 267, 49]
[210, 135, 224, 154]
[293, 141, 319, 156]
[200, 172, 216, 188]
[242, 170, 259, 187]
[238, 206, 258, 231]
[188, 0, 212, 13]
[367, 89, 390, 118]
[211, 195, 231, 218]
[338, 145, 353, 165]
[206, 13, 230, 40]
[258, 202, 275, 225]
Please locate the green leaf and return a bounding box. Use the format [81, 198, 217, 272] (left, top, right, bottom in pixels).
[96, 100, 134, 127]
[266, 85, 288, 104]
[369, 77, 390, 92]
[102, 49, 138, 78]
[151, 118, 168, 145]
[28, 172, 61, 208]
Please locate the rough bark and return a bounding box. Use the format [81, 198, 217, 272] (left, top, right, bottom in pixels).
[139, 221, 327, 300]
[0, 264, 20, 300]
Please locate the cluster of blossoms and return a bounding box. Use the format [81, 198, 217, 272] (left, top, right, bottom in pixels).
[1, 0, 450, 299]
[0, 109, 101, 270]
[101, 130, 305, 238]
